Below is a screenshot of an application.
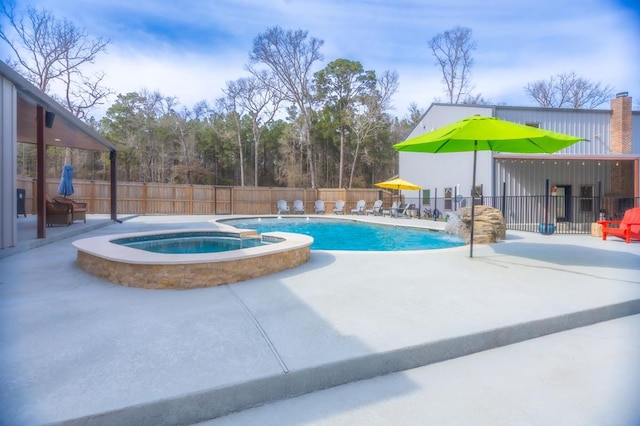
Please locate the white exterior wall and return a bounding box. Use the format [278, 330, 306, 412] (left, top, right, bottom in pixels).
[0, 75, 18, 249]
[399, 104, 496, 206]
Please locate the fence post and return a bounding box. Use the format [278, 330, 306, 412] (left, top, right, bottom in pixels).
[501, 181, 506, 217]
[544, 178, 550, 226]
[596, 180, 602, 222]
[90, 180, 95, 213]
[189, 185, 194, 215]
[142, 183, 147, 215]
[31, 178, 37, 214]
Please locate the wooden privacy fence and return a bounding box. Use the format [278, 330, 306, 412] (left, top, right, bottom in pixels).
[16, 177, 392, 216]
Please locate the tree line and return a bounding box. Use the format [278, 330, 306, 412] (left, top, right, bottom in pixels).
[1, 3, 617, 188]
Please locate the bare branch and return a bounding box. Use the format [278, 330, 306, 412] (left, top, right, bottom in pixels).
[1, 2, 111, 116]
[525, 72, 613, 109]
[428, 26, 476, 104]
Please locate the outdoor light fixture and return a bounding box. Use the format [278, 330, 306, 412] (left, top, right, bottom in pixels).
[45, 111, 55, 128]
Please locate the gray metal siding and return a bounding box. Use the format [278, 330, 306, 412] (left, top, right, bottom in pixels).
[496, 107, 612, 155]
[407, 104, 492, 139]
[494, 159, 612, 197]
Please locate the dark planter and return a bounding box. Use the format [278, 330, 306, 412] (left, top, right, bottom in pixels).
[538, 223, 556, 235]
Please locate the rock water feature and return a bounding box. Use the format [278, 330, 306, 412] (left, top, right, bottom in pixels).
[445, 205, 506, 244]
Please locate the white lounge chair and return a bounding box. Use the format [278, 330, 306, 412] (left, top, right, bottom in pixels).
[366, 200, 384, 216]
[391, 203, 410, 217]
[293, 199, 305, 214]
[333, 200, 345, 214]
[383, 201, 397, 217]
[314, 200, 326, 214]
[351, 200, 366, 215]
[276, 199, 290, 214]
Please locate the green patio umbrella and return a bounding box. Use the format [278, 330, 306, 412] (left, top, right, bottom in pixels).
[394, 115, 583, 257]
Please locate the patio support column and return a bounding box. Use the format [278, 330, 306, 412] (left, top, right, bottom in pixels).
[36, 104, 46, 239]
[110, 150, 118, 221]
[469, 142, 477, 258]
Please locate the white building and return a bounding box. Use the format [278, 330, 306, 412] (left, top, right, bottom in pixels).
[399, 94, 639, 228]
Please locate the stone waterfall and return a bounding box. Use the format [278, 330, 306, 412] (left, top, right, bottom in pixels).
[444, 205, 506, 244]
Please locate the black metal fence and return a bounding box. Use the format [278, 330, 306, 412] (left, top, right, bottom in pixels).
[402, 194, 640, 235]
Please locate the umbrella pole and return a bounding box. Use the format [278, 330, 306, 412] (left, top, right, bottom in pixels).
[469, 142, 477, 258]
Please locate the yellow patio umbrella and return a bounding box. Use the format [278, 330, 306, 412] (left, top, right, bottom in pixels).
[375, 177, 422, 191]
[375, 177, 422, 205]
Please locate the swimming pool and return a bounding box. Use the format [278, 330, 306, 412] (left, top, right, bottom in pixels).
[219, 217, 464, 251]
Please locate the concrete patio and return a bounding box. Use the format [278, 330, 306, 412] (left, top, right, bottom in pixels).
[1, 214, 639, 425]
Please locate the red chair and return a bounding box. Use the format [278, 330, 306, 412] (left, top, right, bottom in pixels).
[598, 207, 640, 243]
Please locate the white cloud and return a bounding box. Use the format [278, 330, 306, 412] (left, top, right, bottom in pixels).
[3, 0, 638, 118]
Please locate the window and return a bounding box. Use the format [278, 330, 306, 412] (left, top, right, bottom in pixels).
[525, 122, 540, 128]
[422, 189, 430, 205]
[444, 187, 452, 210]
[580, 185, 593, 212]
[473, 184, 483, 205]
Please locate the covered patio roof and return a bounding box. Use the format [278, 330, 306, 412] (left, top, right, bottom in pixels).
[0, 60, 117, 240]
[0, 61, 115, 152]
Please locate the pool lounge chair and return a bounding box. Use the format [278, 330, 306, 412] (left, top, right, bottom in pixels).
[276, 199, 290, 214]
[366, 200, 384, 216]
[394, 203, 409, 218]
[598, 207, 640, 243]
[383, 201, 398, 217]
[314, 200, 326, 214]
[333, 200, 345, 214]
[293, 199, 305, 214]
[351, 200, 366, 215]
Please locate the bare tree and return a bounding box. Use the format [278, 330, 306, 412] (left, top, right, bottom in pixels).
[525, 72, 613, 109]
[249, 26, 324, 188]
[428, 26, 476, 104]
[234, 71, 282, 186]
[406, 103, 424, 128]
[166, 105, 203, 185]
[219, 80, 247, 186]
[348, 70, 398, 188]
[0, 1, 111, 117]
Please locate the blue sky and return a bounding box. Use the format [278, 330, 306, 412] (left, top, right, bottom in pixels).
[2, 0, 639, 118]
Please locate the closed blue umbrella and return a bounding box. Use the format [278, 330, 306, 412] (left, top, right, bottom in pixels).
[57, 164, 74, 197]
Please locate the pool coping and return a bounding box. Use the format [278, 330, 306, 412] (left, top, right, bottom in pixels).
[72, 226, 314, 289]
[72, 227, 314, 265]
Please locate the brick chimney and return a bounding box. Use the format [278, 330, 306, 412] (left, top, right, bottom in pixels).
[610, 92, 632, 154]
[609, 92, 633, 197]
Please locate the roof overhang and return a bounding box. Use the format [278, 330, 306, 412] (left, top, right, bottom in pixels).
[0, 61, 115, 152]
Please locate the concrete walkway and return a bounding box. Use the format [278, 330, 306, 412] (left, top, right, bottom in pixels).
[1, 215, 639, 425]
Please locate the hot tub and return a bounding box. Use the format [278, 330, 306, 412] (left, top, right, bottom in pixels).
[72, 228, 313, 289]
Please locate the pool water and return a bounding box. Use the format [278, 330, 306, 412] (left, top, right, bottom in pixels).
[221, 217, 464, 251]
[114, 231, 271, 254]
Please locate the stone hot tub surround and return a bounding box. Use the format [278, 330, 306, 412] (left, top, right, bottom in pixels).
[72, 228, 313, 290]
